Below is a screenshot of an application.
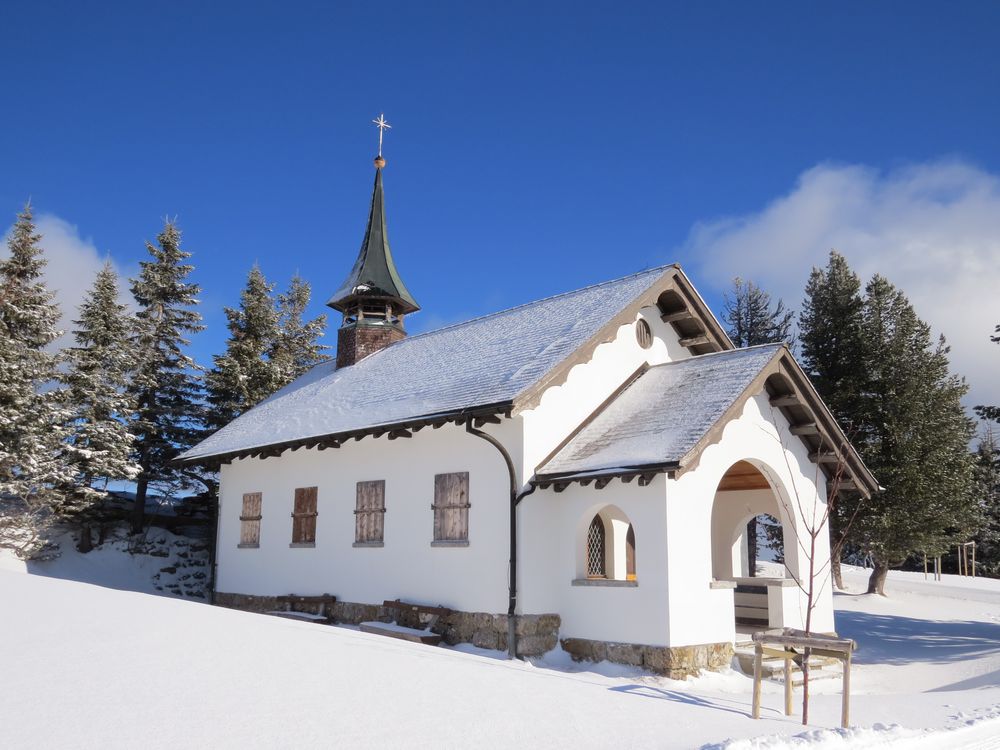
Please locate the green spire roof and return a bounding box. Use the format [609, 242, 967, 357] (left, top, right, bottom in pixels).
[327, 166, 420, 315]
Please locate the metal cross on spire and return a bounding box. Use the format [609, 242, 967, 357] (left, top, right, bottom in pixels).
[372, 113, 391, 157]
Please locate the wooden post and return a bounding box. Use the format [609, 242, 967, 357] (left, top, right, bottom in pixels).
[841, 651, 852, 729]
[752, 642, 763, 719]
[923, 553, 928, 580]
[972, 543, 976, 578]
[784, 651, 793, 716]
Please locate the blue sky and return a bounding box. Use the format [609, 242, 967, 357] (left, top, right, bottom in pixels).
[2, 1, 999, 407]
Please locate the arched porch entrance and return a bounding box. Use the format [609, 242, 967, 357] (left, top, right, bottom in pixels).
[710, 460, 797, 633]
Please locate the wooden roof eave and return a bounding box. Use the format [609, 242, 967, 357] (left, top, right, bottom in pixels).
[174, 401, 514, 469]
[532, 462, 679, 492]
[769, 355, 880, 499]
[673, 347, 879, 499]
[513, 266, 734, 413]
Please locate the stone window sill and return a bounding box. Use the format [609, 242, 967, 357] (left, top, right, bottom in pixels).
[431, 540, 469, 548]
[709, 580, 737, 590]
[289, 542, 316, 548]
[571, 578, 638, 588]
[236, 543, 259, 549]
[353, 541, 384, 548]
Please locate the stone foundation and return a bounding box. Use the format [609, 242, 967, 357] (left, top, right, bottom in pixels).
[560, 637, 734, 679]
[214, 592, 560, 657]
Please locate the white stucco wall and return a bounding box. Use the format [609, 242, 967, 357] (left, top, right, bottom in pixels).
[665, 392, 835, 643]
[215, 420, 518, 614]
[518, 307, 687, 482]
[710, 488, 784, 579]
[519, 475, 671, 646]
[214, 310, 838, 647]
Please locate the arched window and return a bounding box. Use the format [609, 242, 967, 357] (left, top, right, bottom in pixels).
[586, 515, 606, 578]
[626, 524, 636, 580]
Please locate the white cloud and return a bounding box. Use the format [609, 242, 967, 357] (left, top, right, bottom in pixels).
[684, 160, 1000, 414]
[2, 212, 130, 348]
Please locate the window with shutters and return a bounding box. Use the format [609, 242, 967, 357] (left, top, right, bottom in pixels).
[586, 515, 607, 578]
[238, 492, 262, 548]
[290, 486, 318, 546]
[432, 472, 470, 546]
[354, 480, 386, 546]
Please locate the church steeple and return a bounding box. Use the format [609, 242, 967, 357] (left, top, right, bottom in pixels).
[329, 115, 420, 368]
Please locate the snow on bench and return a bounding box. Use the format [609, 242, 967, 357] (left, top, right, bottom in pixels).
[266, 593, 337, 623]
[267, 610, 330, 622]
[358, 621, 443, 645]
[357, 599, 453, 646]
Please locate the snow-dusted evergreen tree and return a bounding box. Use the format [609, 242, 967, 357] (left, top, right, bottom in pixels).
[798, 251, 867, 588]
[722, 277, 795, 348]
[722, 277, 794, 574]
[799, 251, 866, 425]
[0, 204, 73, 558]
[205, 265, 282, 431]
[855, 275, 979, 594]
[972, 428, 1000, 577]
[975, 323, 1000, 424]
[127, 221, 205, 533]
[61, 262, 140, 549]
[271, 275, 328, 387]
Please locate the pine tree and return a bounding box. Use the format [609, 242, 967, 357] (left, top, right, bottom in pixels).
[271, 275, 329, 388]
[128, 221, 205, 533]
[972, 428, 1000, 577]
[975, 323, 1000, 424]
[799, 251, 867, 425]
[855, 276, 979, 594]
[61, 262, 141, 549]
[0, 203, 73, 558]
[722, 277, 795, 348]
[722, 277, 794, 574]
[798, 251, 867, 587]
[205, 265, 282, 431]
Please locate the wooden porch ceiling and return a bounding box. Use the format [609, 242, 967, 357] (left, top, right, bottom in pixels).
[717, 461, 771, 491]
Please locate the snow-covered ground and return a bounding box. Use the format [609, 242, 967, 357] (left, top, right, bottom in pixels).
[1, 556, 998, 749]
[0, 525, 210, 598]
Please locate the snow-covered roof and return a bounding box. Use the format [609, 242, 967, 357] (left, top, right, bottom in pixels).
[536, 345, 784, 477]
[181, 265, 674, 461]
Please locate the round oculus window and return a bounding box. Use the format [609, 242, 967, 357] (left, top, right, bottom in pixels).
[636, 318, 653, 349]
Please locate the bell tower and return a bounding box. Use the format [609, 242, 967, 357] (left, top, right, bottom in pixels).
[327, 115, 420, 368]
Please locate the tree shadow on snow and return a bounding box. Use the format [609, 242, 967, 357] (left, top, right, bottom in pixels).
[608, 685, 756, 718]
[835, 609, 1000, 666]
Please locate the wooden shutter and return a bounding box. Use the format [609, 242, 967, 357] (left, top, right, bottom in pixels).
[355, 480, 386, 543]
[433, 472, 470, 542]
[239, 492, 262, 547]
[291, 487, 318, 544]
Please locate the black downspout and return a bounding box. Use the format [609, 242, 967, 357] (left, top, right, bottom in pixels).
[465, 418, 536, 659]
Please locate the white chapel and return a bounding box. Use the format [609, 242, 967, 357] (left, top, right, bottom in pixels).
[181, 139, 877, 677]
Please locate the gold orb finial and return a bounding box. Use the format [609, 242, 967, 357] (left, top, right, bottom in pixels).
[374, 155, 386, 169]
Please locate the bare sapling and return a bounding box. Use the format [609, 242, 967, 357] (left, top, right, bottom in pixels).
[764, 410, 865, 725]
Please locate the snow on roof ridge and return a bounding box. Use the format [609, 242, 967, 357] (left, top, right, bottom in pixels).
[398, 264, 676, 344]
[647, 341, 785, 369]
[537, 344, 786, 476]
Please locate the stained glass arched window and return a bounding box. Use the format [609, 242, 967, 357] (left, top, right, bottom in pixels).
[587, 515, 606, 578]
